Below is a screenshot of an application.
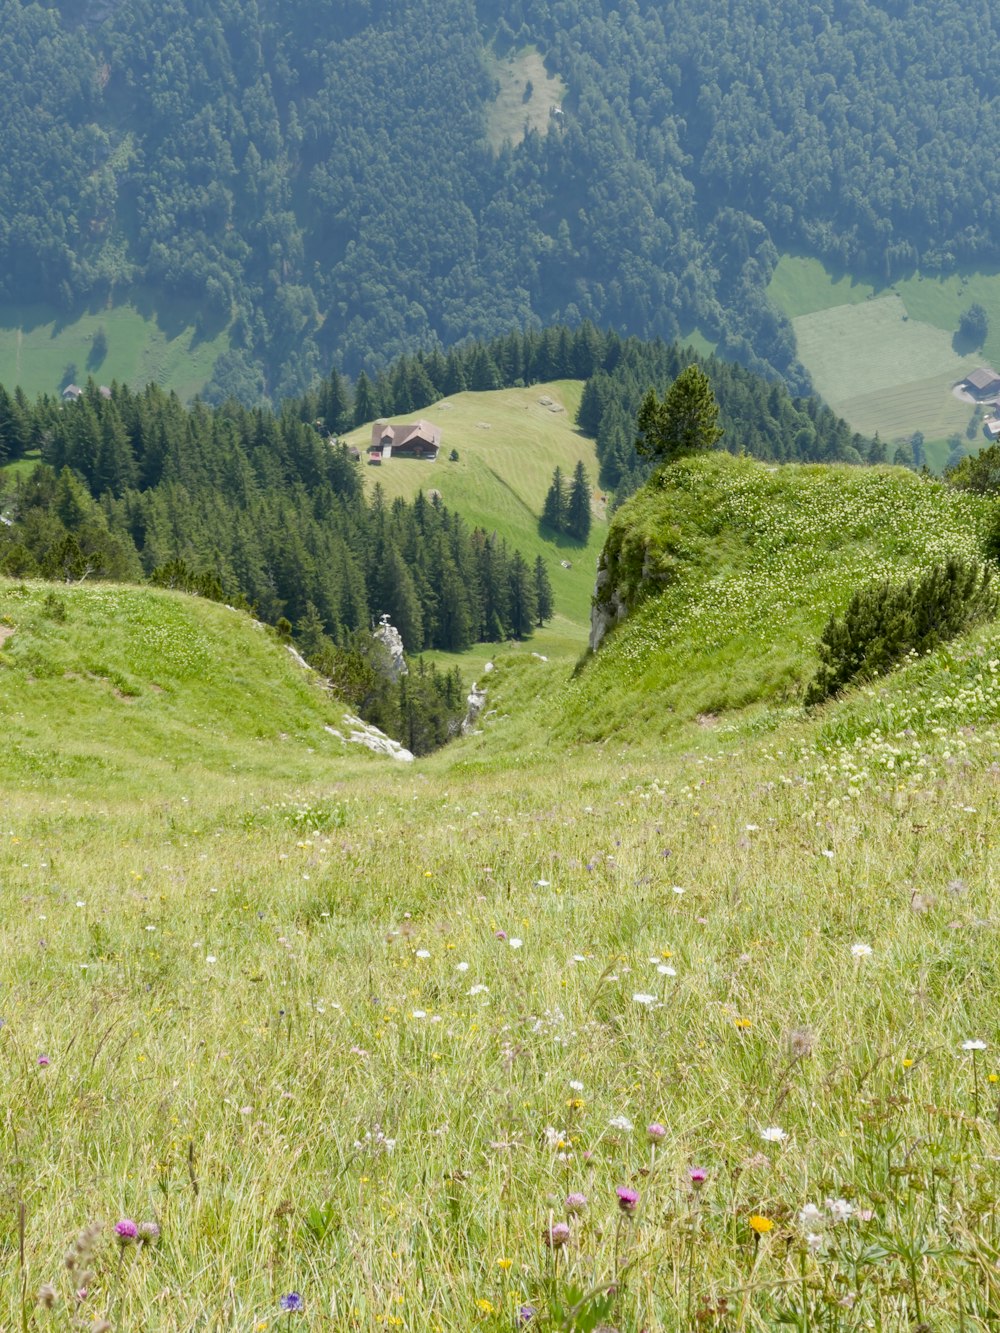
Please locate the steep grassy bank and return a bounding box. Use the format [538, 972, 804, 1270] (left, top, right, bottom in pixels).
[565, 453, 991, 741]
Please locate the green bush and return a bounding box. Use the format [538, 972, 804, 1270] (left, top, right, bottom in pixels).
[806, 557, 997, 705]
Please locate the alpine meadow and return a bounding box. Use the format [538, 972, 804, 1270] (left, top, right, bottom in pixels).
[6, 0, 1000, 1330]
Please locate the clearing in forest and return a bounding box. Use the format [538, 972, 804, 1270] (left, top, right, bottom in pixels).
[485, 46, 566, 152]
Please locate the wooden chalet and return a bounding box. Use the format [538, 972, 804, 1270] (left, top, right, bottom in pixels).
[964, 368, 1000, 399]
[368, 418, 442, 461]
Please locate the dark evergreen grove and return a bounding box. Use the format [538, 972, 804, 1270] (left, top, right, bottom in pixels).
[0, 379, 555, 658]
[542, 461, 591, 541]
[6, 0, 1000, 399]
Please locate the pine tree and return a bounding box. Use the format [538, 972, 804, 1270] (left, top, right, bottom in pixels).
[353, 371, 378, 427]
[297, 600, 335, 660]
[533, 554, 553, 626]
[635, 365, 723, 462]
[320, 369, 352, 434]
[566, 460, 592, 542]
[443, 351, 467, 396]
[468, 346, 501, 391]
[542, 466, 566, 532]
[507, 550, 538, 639]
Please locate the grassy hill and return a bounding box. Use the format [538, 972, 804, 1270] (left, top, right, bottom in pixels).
[0, 581, 376, 797]
[561, 452, 991, 741]
[344, 381, 607, 658]
[4, 457, 1000, 1328]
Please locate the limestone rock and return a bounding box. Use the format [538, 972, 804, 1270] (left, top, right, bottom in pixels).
[340, 714, 414, 762]
[589, 557, 630, 653]
[372, 615, 408, 681]
[462, 681, 487, 735]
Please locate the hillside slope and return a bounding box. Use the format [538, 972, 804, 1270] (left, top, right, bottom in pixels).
[5, 492, 1000, 1324]
[562, 455, 993, 740]
[0, 581, 390, 796]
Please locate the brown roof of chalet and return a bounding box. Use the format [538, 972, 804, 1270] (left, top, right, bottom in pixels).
[966, 368, 1000, 391]
[369, 419, 442, 450]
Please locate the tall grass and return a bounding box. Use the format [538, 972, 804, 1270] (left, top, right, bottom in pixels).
[3, 455, 1000, 1328]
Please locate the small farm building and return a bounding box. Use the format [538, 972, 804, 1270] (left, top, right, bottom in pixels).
[369, 419, 442, 460]
[964, 368, 1000, 399]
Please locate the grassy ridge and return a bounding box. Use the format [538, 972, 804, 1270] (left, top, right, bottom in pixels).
[0, 582, 365, 794]
[563, 454, 991, 742]
[4, 457, 1000, 1327]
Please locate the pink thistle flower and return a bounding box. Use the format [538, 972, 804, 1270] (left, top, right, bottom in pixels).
[689, 1166, 708, 1189]
[647, 1122, 667, 1143]
[543, 1220, 571, 1248]
[114, 1219, 139, 1245]
[565, 1192, 588, 1215]
[616, 1186, 639, 1215]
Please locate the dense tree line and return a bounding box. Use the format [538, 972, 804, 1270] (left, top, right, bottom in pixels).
[5, 0, 1000, 397]
[0, 380, 551, 658]
[295, 323, 872, 510]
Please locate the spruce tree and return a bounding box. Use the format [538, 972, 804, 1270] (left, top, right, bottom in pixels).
[320, 369, 352, 434]
[533, 554, 553, 626]
[353, 371, 378, 427]
[542, 466, 566, 532]
[566, 460, 592, 541]
[507, 550, 538, 639]
[468, 346, 501, 391]
[635, 365, 723, 462]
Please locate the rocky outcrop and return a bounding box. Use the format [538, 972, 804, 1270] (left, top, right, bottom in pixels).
[589, 556, 630, 653]
[325, 718, 414, 762]
[372, 615, 407, 681]
[462, 680, 488, 735]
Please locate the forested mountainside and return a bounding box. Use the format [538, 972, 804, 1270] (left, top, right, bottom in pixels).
[6, 0, 999, 401]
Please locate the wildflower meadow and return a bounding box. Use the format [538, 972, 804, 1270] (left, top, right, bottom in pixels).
[3, 455, 1000, 1329]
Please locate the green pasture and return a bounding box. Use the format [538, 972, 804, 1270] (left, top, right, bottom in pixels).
[768, 255, 875, 316]
[0, 291, 230, 402]
[345, 380, 605, 650]
[770, 255, 1000, 451]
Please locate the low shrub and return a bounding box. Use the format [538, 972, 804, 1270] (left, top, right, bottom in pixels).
[805, 556, 997, 705]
